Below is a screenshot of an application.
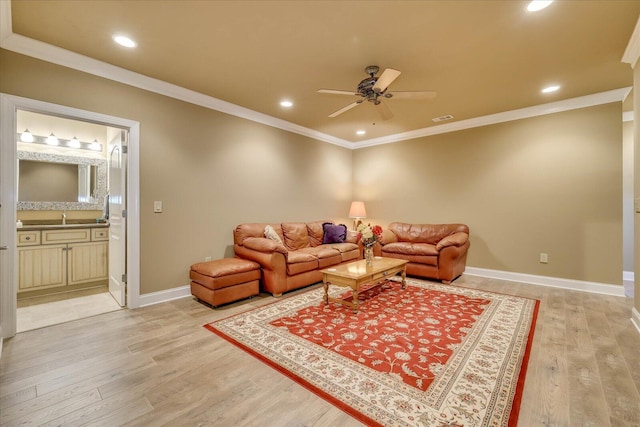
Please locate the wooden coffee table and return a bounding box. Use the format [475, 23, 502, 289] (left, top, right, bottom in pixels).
[321, 257, 408, 313]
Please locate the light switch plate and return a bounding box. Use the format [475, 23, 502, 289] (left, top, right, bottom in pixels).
[636, 198, 640, 213]
[153, 201, 162, 213]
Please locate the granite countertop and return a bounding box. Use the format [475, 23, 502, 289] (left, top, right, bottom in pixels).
[18, 220, 109, 230]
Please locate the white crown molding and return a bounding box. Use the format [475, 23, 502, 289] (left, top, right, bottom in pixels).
[465, 266, 626, 297]
[623, 16, 640, 67]
[353, 88, 632, 148]
[0, 0, 632, 150]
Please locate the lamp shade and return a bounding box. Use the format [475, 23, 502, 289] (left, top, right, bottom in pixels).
[349, 201, 367, 218]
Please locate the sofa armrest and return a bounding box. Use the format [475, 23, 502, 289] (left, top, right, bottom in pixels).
[242, 237, 288, 255]
[379, 229, 398, 245]
[436, 232, 469, 251]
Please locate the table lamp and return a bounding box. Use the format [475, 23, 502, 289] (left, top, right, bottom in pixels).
[349, 201, 367, 231]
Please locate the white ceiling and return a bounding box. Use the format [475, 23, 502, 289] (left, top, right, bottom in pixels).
[4, 1, 640, 145]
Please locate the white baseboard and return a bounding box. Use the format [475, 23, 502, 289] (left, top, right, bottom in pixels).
[623, 270, 635, 282]
[632, 308, 640, 336]
[465, 267, 626, 297]
[138, 284, 192, 307]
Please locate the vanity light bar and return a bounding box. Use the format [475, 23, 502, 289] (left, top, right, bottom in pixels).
[17, 132, 102, 152]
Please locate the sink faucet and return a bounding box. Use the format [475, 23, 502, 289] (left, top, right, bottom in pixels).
[62, 211, 66, 225]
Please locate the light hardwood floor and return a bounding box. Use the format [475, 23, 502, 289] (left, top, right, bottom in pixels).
[1, 275, 639, 426]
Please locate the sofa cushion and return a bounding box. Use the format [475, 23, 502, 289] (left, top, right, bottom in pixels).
[282, 222, 311, 251]
[235, 223, 283, 245]
[382, 252, 438, 267]
[382, 242, 438, 267]
[306, 220, 329, 247]
[264, 225, 284, 245]
[388, 223, 469, 245]
[286, 251, 318, 275]
[322, 222, 347, 244]
[299, 246, 342, 268]
[382, 242, 439, 256]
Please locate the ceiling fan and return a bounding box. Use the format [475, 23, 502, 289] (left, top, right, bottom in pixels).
[317, 65, 436, 120]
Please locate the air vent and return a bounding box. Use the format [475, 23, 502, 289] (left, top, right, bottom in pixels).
[432, 114, 454, 122]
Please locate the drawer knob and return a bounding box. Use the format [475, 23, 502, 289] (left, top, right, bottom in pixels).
[25, 236, 30, 240]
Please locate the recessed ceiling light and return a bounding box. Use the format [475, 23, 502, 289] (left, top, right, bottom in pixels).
[280, 100, 293, 107]
[541, 85, 560, 93]
[113, 35, 137, 48]
[527, 1, 553, 12]
[356, 130, 366, 135]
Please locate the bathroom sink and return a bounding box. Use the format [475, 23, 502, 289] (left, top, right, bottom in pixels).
[19, 220, 108, 229]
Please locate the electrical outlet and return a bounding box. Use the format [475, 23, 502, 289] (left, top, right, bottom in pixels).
[539, 253, 548, 264]
[204, 256, 212, 262]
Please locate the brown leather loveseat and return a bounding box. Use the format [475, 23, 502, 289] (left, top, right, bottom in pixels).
[234, 221, 361, 296]
[375, 222, 470, 283]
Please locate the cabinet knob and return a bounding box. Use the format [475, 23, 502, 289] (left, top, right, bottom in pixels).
[25, 236, 30, 240]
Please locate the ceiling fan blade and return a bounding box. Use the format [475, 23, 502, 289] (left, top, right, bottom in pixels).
[317, 89, 359, 96]
[373, 68, 401, 93]
[376, 101, 394, 120]
[387, 91, 437, 100]
[329, 100, 363, 118]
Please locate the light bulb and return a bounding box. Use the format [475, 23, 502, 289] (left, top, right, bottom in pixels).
[90, 139, 101, 151]
[527, 1, 553, 12]
[69, 136, 81, 148]
[46, 133, 59, 146]
[20, 129, 34, 142]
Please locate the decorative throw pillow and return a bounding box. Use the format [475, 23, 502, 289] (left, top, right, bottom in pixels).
[322, 222, 347, 244]
[264, 225, 283, 245]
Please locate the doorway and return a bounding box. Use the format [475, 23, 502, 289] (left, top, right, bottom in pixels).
[0, 94, 140, 339]
[15, 111, 124, 332]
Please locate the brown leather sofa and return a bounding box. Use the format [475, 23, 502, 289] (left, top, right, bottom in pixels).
[374, 222, 470, 283]
[234, 221, 361, 296]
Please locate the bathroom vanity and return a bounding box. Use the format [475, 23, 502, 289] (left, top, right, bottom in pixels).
[17, 223, 109, 297]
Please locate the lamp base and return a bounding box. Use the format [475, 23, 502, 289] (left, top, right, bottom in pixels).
[353, 219, 362, 231]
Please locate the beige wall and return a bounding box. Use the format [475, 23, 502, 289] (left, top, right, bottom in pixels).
[353, 103, 623, 285]
[0, 48, 626, 293]
[0, 50, 353, 294]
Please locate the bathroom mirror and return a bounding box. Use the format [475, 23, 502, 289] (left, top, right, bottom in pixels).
[17, 151, 107, 211]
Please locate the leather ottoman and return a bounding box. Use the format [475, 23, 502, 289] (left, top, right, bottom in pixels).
[190, 258, 261, 307]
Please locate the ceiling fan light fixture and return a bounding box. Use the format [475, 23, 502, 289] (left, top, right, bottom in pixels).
[280, 100, 293, 107]
[113, 35, 137, 48]
[527, 1, 553, 12]
[541, 84, 560, 93]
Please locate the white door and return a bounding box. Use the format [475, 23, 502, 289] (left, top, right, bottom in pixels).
[108, 130, 127, 306]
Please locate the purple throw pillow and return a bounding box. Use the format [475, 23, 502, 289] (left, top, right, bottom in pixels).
[322, 222, 347, 244]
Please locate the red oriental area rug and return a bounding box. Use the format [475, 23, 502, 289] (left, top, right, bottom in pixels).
[205, 278, 539, 427]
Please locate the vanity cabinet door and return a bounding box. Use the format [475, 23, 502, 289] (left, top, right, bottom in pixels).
[67, 242, 108, 286]
[18, 244, 67, 291]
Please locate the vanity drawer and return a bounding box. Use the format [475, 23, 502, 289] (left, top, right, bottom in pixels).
[91, 228, 109, 241]
[42, 228, 91, 244]
[17, 230, 40, 246]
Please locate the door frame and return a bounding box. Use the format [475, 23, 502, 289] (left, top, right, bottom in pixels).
[0, 93, 141, 339]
